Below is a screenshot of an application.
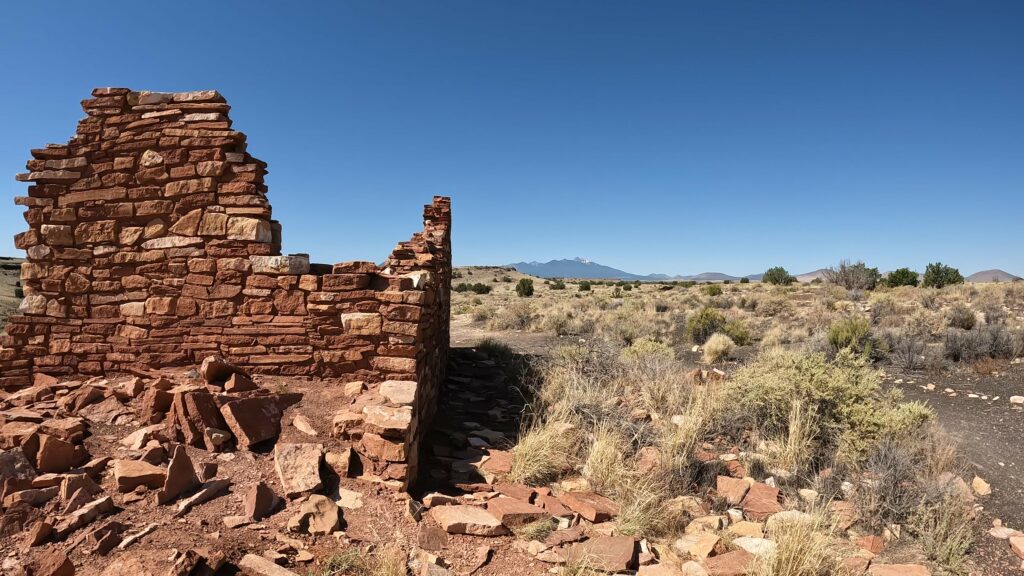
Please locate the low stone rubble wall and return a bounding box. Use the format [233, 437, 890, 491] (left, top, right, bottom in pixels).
[0, 88, 451, 486]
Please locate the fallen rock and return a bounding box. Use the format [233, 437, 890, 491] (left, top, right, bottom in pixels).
[566, 536, 637, 572]
[31, 548, 74, 576]
[156, 445, 200, 504]
[466, 546, 492, 575]
[174, 478, 231, 517]
[485, 496, 550, 528]
[244, 481, 277, 520]
[274, 443, 323, 497]
[742, 482, 783, 521]
[220, 397, 282, 450]
[867, 565, 931, 576]
[200, 355, 247, 385]
[54, 495, 115, 539]
[36, 434, 77, 473]
[716, 475, 750, 506]
[559, 491, 620, 522]
[971, 476, 992, 497]
[1010, 535, 1024, 560]
[239, 554, 301, 576]
[288, 494, 342, 534]
[292, 414, 317, 436]
[732, 536, 776, 557]
[418, 525, 449, 551]
[112, 459, 166, 492]
[430, 505, 508, 536]
[224, 373, 257, 393]
[336, 487, 364, 509]
[703, 549, 754, 576]
[672, 532, 719, 561]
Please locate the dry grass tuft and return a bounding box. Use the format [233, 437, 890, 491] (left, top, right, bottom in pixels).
[509, 419, 579, 485]
[703, 332, 736, 363]
[752, 507, 842, 576]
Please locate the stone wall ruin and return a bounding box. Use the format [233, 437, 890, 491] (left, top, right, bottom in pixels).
[0, 88, 451, 486]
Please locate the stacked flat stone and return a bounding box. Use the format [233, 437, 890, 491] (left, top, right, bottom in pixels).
[0, 89, 452, 488]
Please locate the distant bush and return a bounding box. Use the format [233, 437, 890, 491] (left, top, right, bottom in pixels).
[922, 263, 964, 289]
[515, 278, 534, 297]
[880, 328, 926, 370]
[578, 281, 592, 292]
[501, 275, 514, 283]
[702, 284, 723, 296]
[885, 267, 919, 288]
[687, 307, 726, 344]
[454, 282, 492, 294]
[490, 301, 533, 331]
[740, 277, 750, 284]
[622, 283, 632, 292]
[620, 337, 676, 364]
[549, 279, 566, 290]
[763, 266, 796, 286]
[653, 301, 670, 313]
[947, 304, 976, 330]
[825, 260, 881, 291]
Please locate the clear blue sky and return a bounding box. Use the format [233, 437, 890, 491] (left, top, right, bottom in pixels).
[2, 2, 1021, 276]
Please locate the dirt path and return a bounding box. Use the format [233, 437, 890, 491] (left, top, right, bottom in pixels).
[890, 364, 1024, 573]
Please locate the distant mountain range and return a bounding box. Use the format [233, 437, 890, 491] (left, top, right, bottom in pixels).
[509, 258, 1021, 283]
[966, 269, 1022, 283]
[509, 258, 756, 282]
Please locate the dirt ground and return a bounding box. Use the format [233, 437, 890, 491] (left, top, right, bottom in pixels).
[889, 362, 1024, 574]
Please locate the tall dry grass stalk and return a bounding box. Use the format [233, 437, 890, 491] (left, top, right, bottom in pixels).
[752, 507, 842, 576]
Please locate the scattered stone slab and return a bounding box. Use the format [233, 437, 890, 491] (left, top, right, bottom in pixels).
[380, 380, 417, 405]
[54, 495, 115, 539]
[174, 478, 231, 517]
[559, 491, 620, 522]
[239, 553, 301, 576]
[220, 396, 282, 450]
[36, 434, 77, 473]
[732, 536, 776, 558]
[867, 565, 931, 576]
[245, 481, 278, 520]
[292, 414, 317, 436]
[485, 496, 550, 528]
[287, 494, 342, 534]
[716, 475, 750, 506]
[274, 443, 323, 497]
[430, 505, 508, 536]
[418, 525, 449, 551]
[112, 459, 166, 492]
[673, 532, 720, 560]
[31, 548, 74, 576]
[566, 536, 637, 572]
[742, 482, 783, 521]
[156, 445, 200, 504]
[1010, 535, 1024, 560]
[703, 549, 754, 576]
[200, 355, 247, 385]
[336, 487, 364, 509]
[971, 476, 992, 496]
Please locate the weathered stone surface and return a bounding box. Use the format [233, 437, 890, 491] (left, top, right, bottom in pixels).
[566, 536, 637, 572]
[703, 549, 755, 576]
[430, 505, 508, 536]
[220, 397, 281, 450]
[244, 481, 277, 520]
[239, 554, 301, 576]
[156, 445, 200, 504]
[867, 565, 931, 576]
[31, 548, 74, 576]
[36, 434, 76, 473]
[716, 475, 750, 506]
[112, 459, 166, 492]
[380, 380, 417, 405]
[742, 482, 783, 521]
[559, 491, 620, 522]
[274, 443, 323, 497]
[485, 496, 550, 528]
[672, 532, 719, 560]
[288, 494, 341, 534]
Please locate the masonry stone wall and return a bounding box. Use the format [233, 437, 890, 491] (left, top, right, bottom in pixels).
[0, 88, 451, 486]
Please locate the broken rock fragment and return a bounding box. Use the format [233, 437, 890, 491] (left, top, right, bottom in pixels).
[430, 505, 507, 536]
[244, 481, 277, 520]
[274, 443, 323, 497]
[288, 494, 342, 534]
[113, 459, 166, 492]
[156, 445, 200, 504]
[220, 396, 282, 450]
[558, 490, 620, 522]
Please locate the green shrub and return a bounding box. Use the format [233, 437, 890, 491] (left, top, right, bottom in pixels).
[515, 278, 534, 297]
[947, 304, 976, 330]
[944, 325, 1016, 362]
[687, 307, 726, 344]
[763, 266, 796, 286]
[454, 282, 493, 294]
[885, 267, 919, 288]
[622, 283, 632, 292]
[723, 319, 753, 346]
[550, 279, 566, 290]
[828, 316, 878, 358]
[611, 286, 623, 298]
[922, 262, 964, 289]
[702, 284, 723, 296]
[739, 277, 750, 284]
[578, 281, 592, 292]
[722, 349, 933, 464]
